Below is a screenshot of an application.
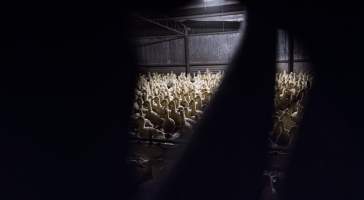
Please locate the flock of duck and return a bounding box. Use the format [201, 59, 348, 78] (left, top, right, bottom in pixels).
[131, 70, 313, 146]
[131, 70, 222, 140]
[272, 71, 313, 146]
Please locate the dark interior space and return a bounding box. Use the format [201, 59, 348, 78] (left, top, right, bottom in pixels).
[1, 1, 364, 200]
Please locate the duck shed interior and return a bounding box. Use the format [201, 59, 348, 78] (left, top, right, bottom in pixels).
[6, 1, 364, 200]
[128, 0, 312, 199]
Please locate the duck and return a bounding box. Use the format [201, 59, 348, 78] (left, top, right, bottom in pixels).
[160, 99, 169, 109]
[177, 109, 193, 135]
[152, 96, 164, 115]
[183, 106, 192, 118]
[190, 100, 203, 120]
[180, 97, 188, 108]
[195, 95, 203, 110]
[161, 109, 176, 134]
[136, 116, 166, 139]
[144, 101, 164, 128]
[169, 101, 181, 128]
[133, 97, 144, 112]
[139, 110, 154, 128]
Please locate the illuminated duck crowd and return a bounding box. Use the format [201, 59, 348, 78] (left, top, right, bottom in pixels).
[131, 70, 313, 146]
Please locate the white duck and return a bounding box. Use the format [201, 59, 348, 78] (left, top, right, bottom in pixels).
[136, 116, 166, 139]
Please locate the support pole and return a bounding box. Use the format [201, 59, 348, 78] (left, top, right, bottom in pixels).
[184, 26, 191, 74]
[288, 31, 294, 73]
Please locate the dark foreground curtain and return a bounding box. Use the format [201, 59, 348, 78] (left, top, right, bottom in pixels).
[151, 4, 277, 200]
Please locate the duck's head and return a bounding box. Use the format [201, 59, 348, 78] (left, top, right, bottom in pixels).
[153, 96, 160, 103]
[178, 109, 184, 116]
[168, 101, 176, 110]
[161, 99, 168, 107]
[189, 100, 195, 108]
[180, 100, 188, 108]
[144, 101, 151, 109]
[136, 98, 143, 106]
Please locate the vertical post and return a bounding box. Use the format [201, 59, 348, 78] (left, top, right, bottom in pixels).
[288, 31, 294, 73]
[184, 26, 190, 75]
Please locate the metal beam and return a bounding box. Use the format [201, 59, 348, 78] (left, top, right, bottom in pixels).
[277, 58, 311, 63]
[136, 30, 241, 38]
[136, 15, 185, 35]
[189, 30, 241, 36]
[137, 59, 311, 68]
[138, 64, 186, 67]
[135, 36, 184, 47]
[153, 11, 245, 22]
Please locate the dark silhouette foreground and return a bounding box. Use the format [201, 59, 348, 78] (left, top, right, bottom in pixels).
[1, 1, 364, 200]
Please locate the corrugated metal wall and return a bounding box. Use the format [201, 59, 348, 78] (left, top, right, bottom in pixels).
[293, 37, 311, 73]
[189, 32, 241, 64]
[136, 29, 310, 73]
[276, 30, 311, 73]
[137, 36, 185, 65]
[136, 32, 242, 73]
[276, 30, 289, 72]
[277, 30, 289, 62]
